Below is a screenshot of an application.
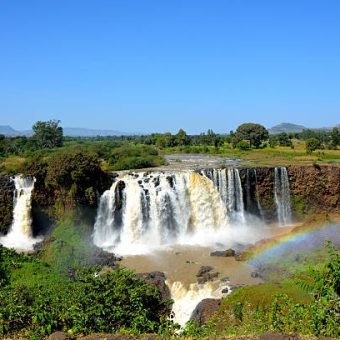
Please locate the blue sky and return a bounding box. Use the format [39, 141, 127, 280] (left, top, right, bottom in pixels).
[0, 0, 339, 133]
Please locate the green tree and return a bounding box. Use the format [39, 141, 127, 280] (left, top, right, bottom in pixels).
[277, 132, 292, 147]
[175, 129, 190, 146]
[32, 120, 63, 149]
[156, 132, 175, 148]
[305, 137, 321, 154]
[331, 127, 340, 148]
[232, 123, 269, 148]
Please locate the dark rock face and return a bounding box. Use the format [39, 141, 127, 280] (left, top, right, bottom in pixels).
[210, 249, 236, 257]
[190, 298, 221, 326]
[288, 165, 340, 215]
[0, 175, 14, 234]
[137, 271, 171, 303]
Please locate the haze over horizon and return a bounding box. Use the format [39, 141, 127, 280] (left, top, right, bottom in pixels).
[1, 1, 339, 134]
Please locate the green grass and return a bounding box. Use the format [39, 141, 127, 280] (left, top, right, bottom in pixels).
[39, 214, 97, 273]
[162, 140, 340, 166]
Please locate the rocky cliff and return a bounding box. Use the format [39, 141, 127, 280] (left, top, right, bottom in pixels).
[0, 176, 14, 234]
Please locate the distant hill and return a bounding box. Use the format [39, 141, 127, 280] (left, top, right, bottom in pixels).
[269, 123, 306, 134]
[0, 125, 23, 136]
[0, 125, 135, 137]
[62, 127, 134, 137]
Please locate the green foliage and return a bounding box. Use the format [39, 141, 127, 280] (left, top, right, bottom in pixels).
[0, 244, 169, 337]
[232, 123, 269, 148]
[108, 144, 165, 170]
[331, 127, 340, 148]
[204, 242, 340, 338]
[236, 140, 250, 150]
[39, 215, 95, 273]
[306, 137, 322, 154]
[175, 129, 190, 146]
[32, 120, 63, 149]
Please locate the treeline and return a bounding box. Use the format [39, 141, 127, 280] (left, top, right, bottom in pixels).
[1, 120, 339, 161]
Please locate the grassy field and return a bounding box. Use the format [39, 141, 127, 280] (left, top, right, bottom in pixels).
[163, 139, 340, 167]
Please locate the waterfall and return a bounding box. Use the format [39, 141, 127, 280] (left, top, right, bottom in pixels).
[274, 167, 292, 226]
[168, 280, 225, 326]
[93, 172, 228, 255]
[200, 168, 246, 224]
[0, 175, 38, 250]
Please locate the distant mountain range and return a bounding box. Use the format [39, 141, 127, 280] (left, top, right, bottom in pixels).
[0, 126, 136, 137]
[0, 123, 338, 137]
[269, 122, 339, 134]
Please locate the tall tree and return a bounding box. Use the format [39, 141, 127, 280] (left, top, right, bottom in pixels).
[331, 127, 340, 148]
[232, 123, 269, 148]
[32, 120, 63, 149]
[175, 129, 190, 146]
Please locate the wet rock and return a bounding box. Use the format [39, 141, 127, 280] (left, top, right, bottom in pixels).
[210, 248, 236, 257]
[190, 298, 221, 326]
[221, 276, 230, 282]
[229, 284, 247, 292]
[197, 271, 219, 284]
[222, 287, 229, 294]
[196, 265, 214, 277]
[251, 271, 260, 278]
[92, 247, 120, 267]
[137, 271, 171, 302]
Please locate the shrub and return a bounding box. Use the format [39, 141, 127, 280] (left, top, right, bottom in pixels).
[236, 140, 250, 150]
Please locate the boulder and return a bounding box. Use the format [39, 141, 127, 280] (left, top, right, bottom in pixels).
[190, 298, 221, 326]
[48, 332, 69, 340]
[137, 271, 171, 302]
[196, 265, 214, 277]
[197, 271, 219, 284]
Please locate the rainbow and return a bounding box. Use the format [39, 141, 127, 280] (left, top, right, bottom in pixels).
[245, 222, 340, 265]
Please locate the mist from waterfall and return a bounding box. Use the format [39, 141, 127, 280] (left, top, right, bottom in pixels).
[274, 167, 293, 226]
[0, 175, 39, 251]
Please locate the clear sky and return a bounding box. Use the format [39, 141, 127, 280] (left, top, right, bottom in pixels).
[0, 0, 339, 134]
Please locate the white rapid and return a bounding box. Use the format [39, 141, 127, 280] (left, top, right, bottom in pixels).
[168, 280, 226, 326]
[93, 172, 228, 255]
[200, 168, 246, 224]
[0, 175, 39, 251]
[274, 167, 293, 226]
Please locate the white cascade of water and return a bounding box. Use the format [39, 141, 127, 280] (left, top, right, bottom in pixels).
[168, 280, 226, 326]
[274, 167, 292, 226]
[201, 168, 246, 224]
[93, 172, 228, 255]
[0, 175, 39, 250]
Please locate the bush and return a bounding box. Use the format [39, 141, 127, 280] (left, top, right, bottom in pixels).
[236, 140, 250, 150]
[0, 246, 170, 337]
[108, 145, 165, 170]
[306, 138, 321, 154]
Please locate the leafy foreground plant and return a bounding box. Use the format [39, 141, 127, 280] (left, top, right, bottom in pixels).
[0, 246, 171, 338]
[182, 242, 340, 338]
